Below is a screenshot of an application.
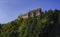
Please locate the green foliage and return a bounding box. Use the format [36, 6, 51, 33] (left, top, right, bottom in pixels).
[0, 9, 60, 37]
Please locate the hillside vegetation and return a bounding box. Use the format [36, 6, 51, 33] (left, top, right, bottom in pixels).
[0, 9, 60, 37]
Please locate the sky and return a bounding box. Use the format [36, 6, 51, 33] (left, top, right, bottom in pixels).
[0, 0, 60, 24]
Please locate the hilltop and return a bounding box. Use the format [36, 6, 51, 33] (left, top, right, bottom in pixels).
[0, 9, 60, 37]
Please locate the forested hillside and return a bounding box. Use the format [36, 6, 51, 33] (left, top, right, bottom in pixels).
[0, 9, 60, 37]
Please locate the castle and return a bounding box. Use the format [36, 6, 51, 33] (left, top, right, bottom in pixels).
[19, 8, 42, 19]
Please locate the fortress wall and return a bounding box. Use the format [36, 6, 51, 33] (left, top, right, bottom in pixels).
[20, 14, 28, 18]
[20, 8, 42, 19]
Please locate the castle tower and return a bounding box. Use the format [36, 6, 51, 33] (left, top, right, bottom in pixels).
[28, 8, 42, 17]
[34, 8, 41, 16]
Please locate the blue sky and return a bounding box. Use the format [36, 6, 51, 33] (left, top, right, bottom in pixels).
[0, 0, 60, 24]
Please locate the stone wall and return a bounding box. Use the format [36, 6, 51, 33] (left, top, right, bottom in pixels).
[20, 8, 42, 19]
[20, 13, 28, 19]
